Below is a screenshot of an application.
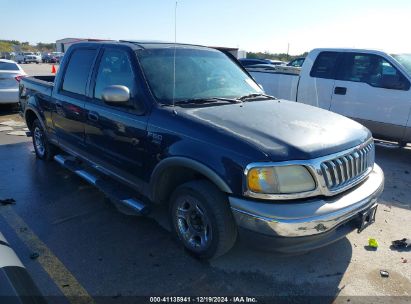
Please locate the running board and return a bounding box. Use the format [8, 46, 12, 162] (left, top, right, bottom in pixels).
[54, 154, 150, 215]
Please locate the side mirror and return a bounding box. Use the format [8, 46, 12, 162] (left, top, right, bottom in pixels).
[380, 75, 405, 90]
[101, 85, 130, 105]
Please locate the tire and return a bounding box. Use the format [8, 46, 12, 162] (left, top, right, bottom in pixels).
[170, 180, 237, 259]
[32, 119, 55, 161]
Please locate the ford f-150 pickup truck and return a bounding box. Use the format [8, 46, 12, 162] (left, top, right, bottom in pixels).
[250, 49, 411, 145]
[19, 41, 384, 259]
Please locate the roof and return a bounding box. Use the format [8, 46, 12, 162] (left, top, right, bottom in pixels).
[119, 40, 214, 51]
[311, 48, 388, 56]
[70, 40, 218, 52]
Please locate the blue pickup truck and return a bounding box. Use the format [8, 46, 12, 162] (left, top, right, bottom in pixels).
[19, 41, 384, 259]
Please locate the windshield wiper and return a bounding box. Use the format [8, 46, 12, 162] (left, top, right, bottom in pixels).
[173, 97, 242, 105]
[236, 93, 275, 101]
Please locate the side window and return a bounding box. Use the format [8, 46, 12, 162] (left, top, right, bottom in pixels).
[62, 49, 97, 95]
[310, 51, 340, 79]
[295, 58, 305, 67]
[94, 49, 136, 102]
[337, 53, 410, 90]
[289, 59, 301, 67]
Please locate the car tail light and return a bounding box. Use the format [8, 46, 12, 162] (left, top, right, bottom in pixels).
[15, 75, 26, 82]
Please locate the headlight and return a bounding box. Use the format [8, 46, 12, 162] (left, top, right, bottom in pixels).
[246, 165, 315, 194]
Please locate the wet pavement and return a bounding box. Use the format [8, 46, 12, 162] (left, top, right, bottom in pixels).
[0, 97, 410, 303]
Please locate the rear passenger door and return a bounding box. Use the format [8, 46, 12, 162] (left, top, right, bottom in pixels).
[84, 47, 149, 184]
[296, 51, 340, 109]
[52, 47, 98, 150]
[330, 53, 411, 141]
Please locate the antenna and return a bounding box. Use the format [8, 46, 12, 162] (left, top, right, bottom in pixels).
[172, 1, 178, 114]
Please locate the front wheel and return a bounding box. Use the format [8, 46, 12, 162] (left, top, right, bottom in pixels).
[32, 119, 55, 161]
[170, 180, 237, 259]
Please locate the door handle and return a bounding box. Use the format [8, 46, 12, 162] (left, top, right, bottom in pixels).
[88, 111, 99, 122]
[334, 87, 347, 95]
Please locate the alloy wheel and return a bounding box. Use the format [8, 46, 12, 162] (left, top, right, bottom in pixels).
[175, 195, 212, 251]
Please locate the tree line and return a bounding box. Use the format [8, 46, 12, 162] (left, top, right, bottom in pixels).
[0, 40, 55, 53]
[247, 51, 308, 62]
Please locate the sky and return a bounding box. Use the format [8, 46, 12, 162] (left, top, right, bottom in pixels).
[1, 0, 411, 55]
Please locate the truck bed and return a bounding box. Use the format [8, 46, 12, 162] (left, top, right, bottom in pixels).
[19, 75, 55, 113]
[24, 75, 55, 85]
[249, 69, 300, 101]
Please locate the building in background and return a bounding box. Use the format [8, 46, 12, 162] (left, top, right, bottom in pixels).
[56, 38, 112, 52]
[211, 46, 246, 59]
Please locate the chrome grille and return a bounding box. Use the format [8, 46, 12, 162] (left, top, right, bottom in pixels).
[320, 142, 374, 190]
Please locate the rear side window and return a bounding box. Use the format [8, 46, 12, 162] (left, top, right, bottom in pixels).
[62, 49, 97, 95]
[310, 51, 340, 79]
[0, 62, 19, 71]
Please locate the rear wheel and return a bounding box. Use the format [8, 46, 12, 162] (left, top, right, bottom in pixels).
[32, 119, 55, 161]
[170, 180, 237, 259]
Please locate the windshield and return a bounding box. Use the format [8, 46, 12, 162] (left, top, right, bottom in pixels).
[136, 48, 262, 104]
[392, 54, 411, 76]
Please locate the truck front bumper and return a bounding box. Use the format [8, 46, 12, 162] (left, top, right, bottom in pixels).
[229, 164, 384, 253]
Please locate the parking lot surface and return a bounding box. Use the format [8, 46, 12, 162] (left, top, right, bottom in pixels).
[0, 64, 410, 303]
[19, 62, 59, 76]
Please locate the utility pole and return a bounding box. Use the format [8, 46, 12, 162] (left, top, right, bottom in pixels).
[287, 43, 290, 58]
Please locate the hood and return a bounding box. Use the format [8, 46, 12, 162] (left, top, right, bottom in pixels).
[179, 99, 371, 161]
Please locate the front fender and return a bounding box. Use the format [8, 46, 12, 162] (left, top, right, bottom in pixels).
[150, 157, 233, 203]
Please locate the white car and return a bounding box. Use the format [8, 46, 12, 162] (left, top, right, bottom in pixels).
[250, 48, 411, 145]
[0, 60, 27, 104]
[15, 52, 41, 64]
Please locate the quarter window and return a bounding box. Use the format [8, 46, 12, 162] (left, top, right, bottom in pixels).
[94, 49, 136, 102]
[62, 49, 97, 95]
[310, 51, 340, 79]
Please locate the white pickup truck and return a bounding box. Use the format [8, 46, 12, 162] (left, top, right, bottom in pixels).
[249, 49, 411, 145]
